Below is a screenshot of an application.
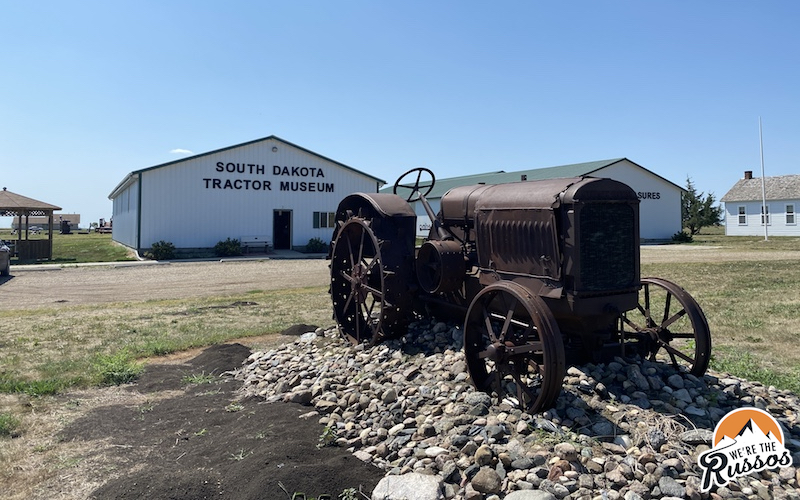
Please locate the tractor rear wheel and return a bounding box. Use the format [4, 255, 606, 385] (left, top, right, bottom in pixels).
[330, 217, 405, 345]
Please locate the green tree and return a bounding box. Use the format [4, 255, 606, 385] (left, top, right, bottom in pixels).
[681, 177, 722, 235]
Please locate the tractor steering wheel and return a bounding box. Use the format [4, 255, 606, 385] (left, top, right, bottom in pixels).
[393, 167, 435, 202]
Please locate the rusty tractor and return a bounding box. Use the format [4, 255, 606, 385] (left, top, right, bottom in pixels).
[329, 168, 711, 412]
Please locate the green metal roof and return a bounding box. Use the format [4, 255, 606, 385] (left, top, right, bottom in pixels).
[381, 158, 636, 199]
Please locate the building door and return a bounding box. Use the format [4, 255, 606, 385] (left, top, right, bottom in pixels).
[273, 210, 292, 250]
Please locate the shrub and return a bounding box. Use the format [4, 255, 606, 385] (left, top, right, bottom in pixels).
[306, 237, 328, 253]
[93, 351, 144, 386]
[317, 424, 338, 448]
[671, 231, 693, 243]
[214, 238, 242, 257]
[0, 412, 21, 437]
[146, 240, 176, 260]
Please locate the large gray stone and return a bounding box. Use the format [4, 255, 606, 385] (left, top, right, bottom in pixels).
[680, 429, 713, 445]
[470, 466, 502, 494]
[504, 491, 557, 500]
[371, 473, 443, 500]
[658, 476, 686, 497]
[626, 365, 650, 391]
[465, 391, 492, 406]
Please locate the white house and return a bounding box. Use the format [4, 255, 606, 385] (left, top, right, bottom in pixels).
[384, 158, 684, 241]
[108, 136, 385, 253]
[721, 170, 800, 236]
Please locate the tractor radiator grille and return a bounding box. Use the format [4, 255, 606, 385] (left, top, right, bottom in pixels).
[579, 204, 636, 291]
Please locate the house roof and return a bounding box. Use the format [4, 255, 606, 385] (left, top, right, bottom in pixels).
[721, 175, 800, 203]
[382, 158, 681, 199]
[109, 135, 386, 199]
[0, 188, 62, 216]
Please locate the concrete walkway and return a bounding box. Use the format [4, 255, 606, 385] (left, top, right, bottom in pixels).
[9, 250, 327, 272]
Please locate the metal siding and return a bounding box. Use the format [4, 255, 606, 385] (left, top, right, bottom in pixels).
[110, 180, 139, 248]
[137, 139, 378, 249]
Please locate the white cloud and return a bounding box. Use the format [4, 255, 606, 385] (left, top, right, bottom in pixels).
[170, 148, 193, 155]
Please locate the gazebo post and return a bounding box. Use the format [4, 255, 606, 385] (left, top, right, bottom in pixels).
[48, 212, 54, 259]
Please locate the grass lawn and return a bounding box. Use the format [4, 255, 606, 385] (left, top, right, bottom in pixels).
[0, 287, 331, 395]
[1, 225, 799, 395]
[1, 230, 135, 264]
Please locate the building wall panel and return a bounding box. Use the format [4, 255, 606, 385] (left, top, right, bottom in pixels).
[411, 161, 682, 241]
[595, 161, 682, 240]
[131, 138, 379, 250]
[724, 199, 799, 237]
[111, 180, 139, 248]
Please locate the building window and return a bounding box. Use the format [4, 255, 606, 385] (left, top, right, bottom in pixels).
[313, 212, 336, 229]
[761, 205, 770, 225]
[787, 204, 795, 225]
[738, 206, 746, 225]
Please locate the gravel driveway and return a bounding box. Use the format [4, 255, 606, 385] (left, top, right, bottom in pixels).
[3, 245, 799, 311]
[0, 258, 331, 311]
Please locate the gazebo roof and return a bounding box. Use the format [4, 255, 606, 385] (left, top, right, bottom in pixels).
[0, 187, 62, 216]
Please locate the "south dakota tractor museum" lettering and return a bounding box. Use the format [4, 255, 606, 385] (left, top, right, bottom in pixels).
[203, 162, 334, 193]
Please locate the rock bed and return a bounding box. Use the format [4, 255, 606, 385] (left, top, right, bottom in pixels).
[235, 319, 800, 500]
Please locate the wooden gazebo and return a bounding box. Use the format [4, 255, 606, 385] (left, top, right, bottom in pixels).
[0, 187, 62, 261]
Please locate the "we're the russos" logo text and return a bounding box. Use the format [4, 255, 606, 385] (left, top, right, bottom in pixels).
[698, 407, 793, 492]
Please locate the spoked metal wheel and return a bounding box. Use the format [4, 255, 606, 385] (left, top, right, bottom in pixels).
[464, 281, 566, 413]
[620, 277, 711, 376]
[330, 218, 394, 345]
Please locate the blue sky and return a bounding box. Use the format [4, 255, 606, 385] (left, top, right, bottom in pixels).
[2, 1, 798, 226]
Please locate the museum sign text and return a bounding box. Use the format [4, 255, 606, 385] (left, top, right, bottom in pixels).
[202, 162, 335, 193]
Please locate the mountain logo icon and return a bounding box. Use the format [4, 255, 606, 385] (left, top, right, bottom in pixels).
[698, 407, 793, 492]
[713, 407, 783, 446]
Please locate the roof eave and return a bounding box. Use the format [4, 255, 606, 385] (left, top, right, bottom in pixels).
[108, 172, 138, 199]
[121, 135, 386, 187]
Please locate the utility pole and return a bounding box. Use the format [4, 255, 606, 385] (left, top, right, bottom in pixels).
[759, 117, 768, 241]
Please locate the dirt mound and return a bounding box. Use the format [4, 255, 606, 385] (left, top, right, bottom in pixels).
[279, 324, 321, 336]
[58, 343, 384, 499]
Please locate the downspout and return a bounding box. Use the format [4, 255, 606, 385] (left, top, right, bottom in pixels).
[136, 172, 143, 253]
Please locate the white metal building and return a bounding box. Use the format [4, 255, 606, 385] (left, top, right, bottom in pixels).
[384, 158, 684, 241]
[721, 170, 800, 236]
[108, 136, 385, 253]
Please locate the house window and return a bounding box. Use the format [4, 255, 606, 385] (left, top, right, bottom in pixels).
[738, 206, 746, 225]
[313, 212, 336, 229]
[761, 205, 770, 225]
[787, 204, 795, 225]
